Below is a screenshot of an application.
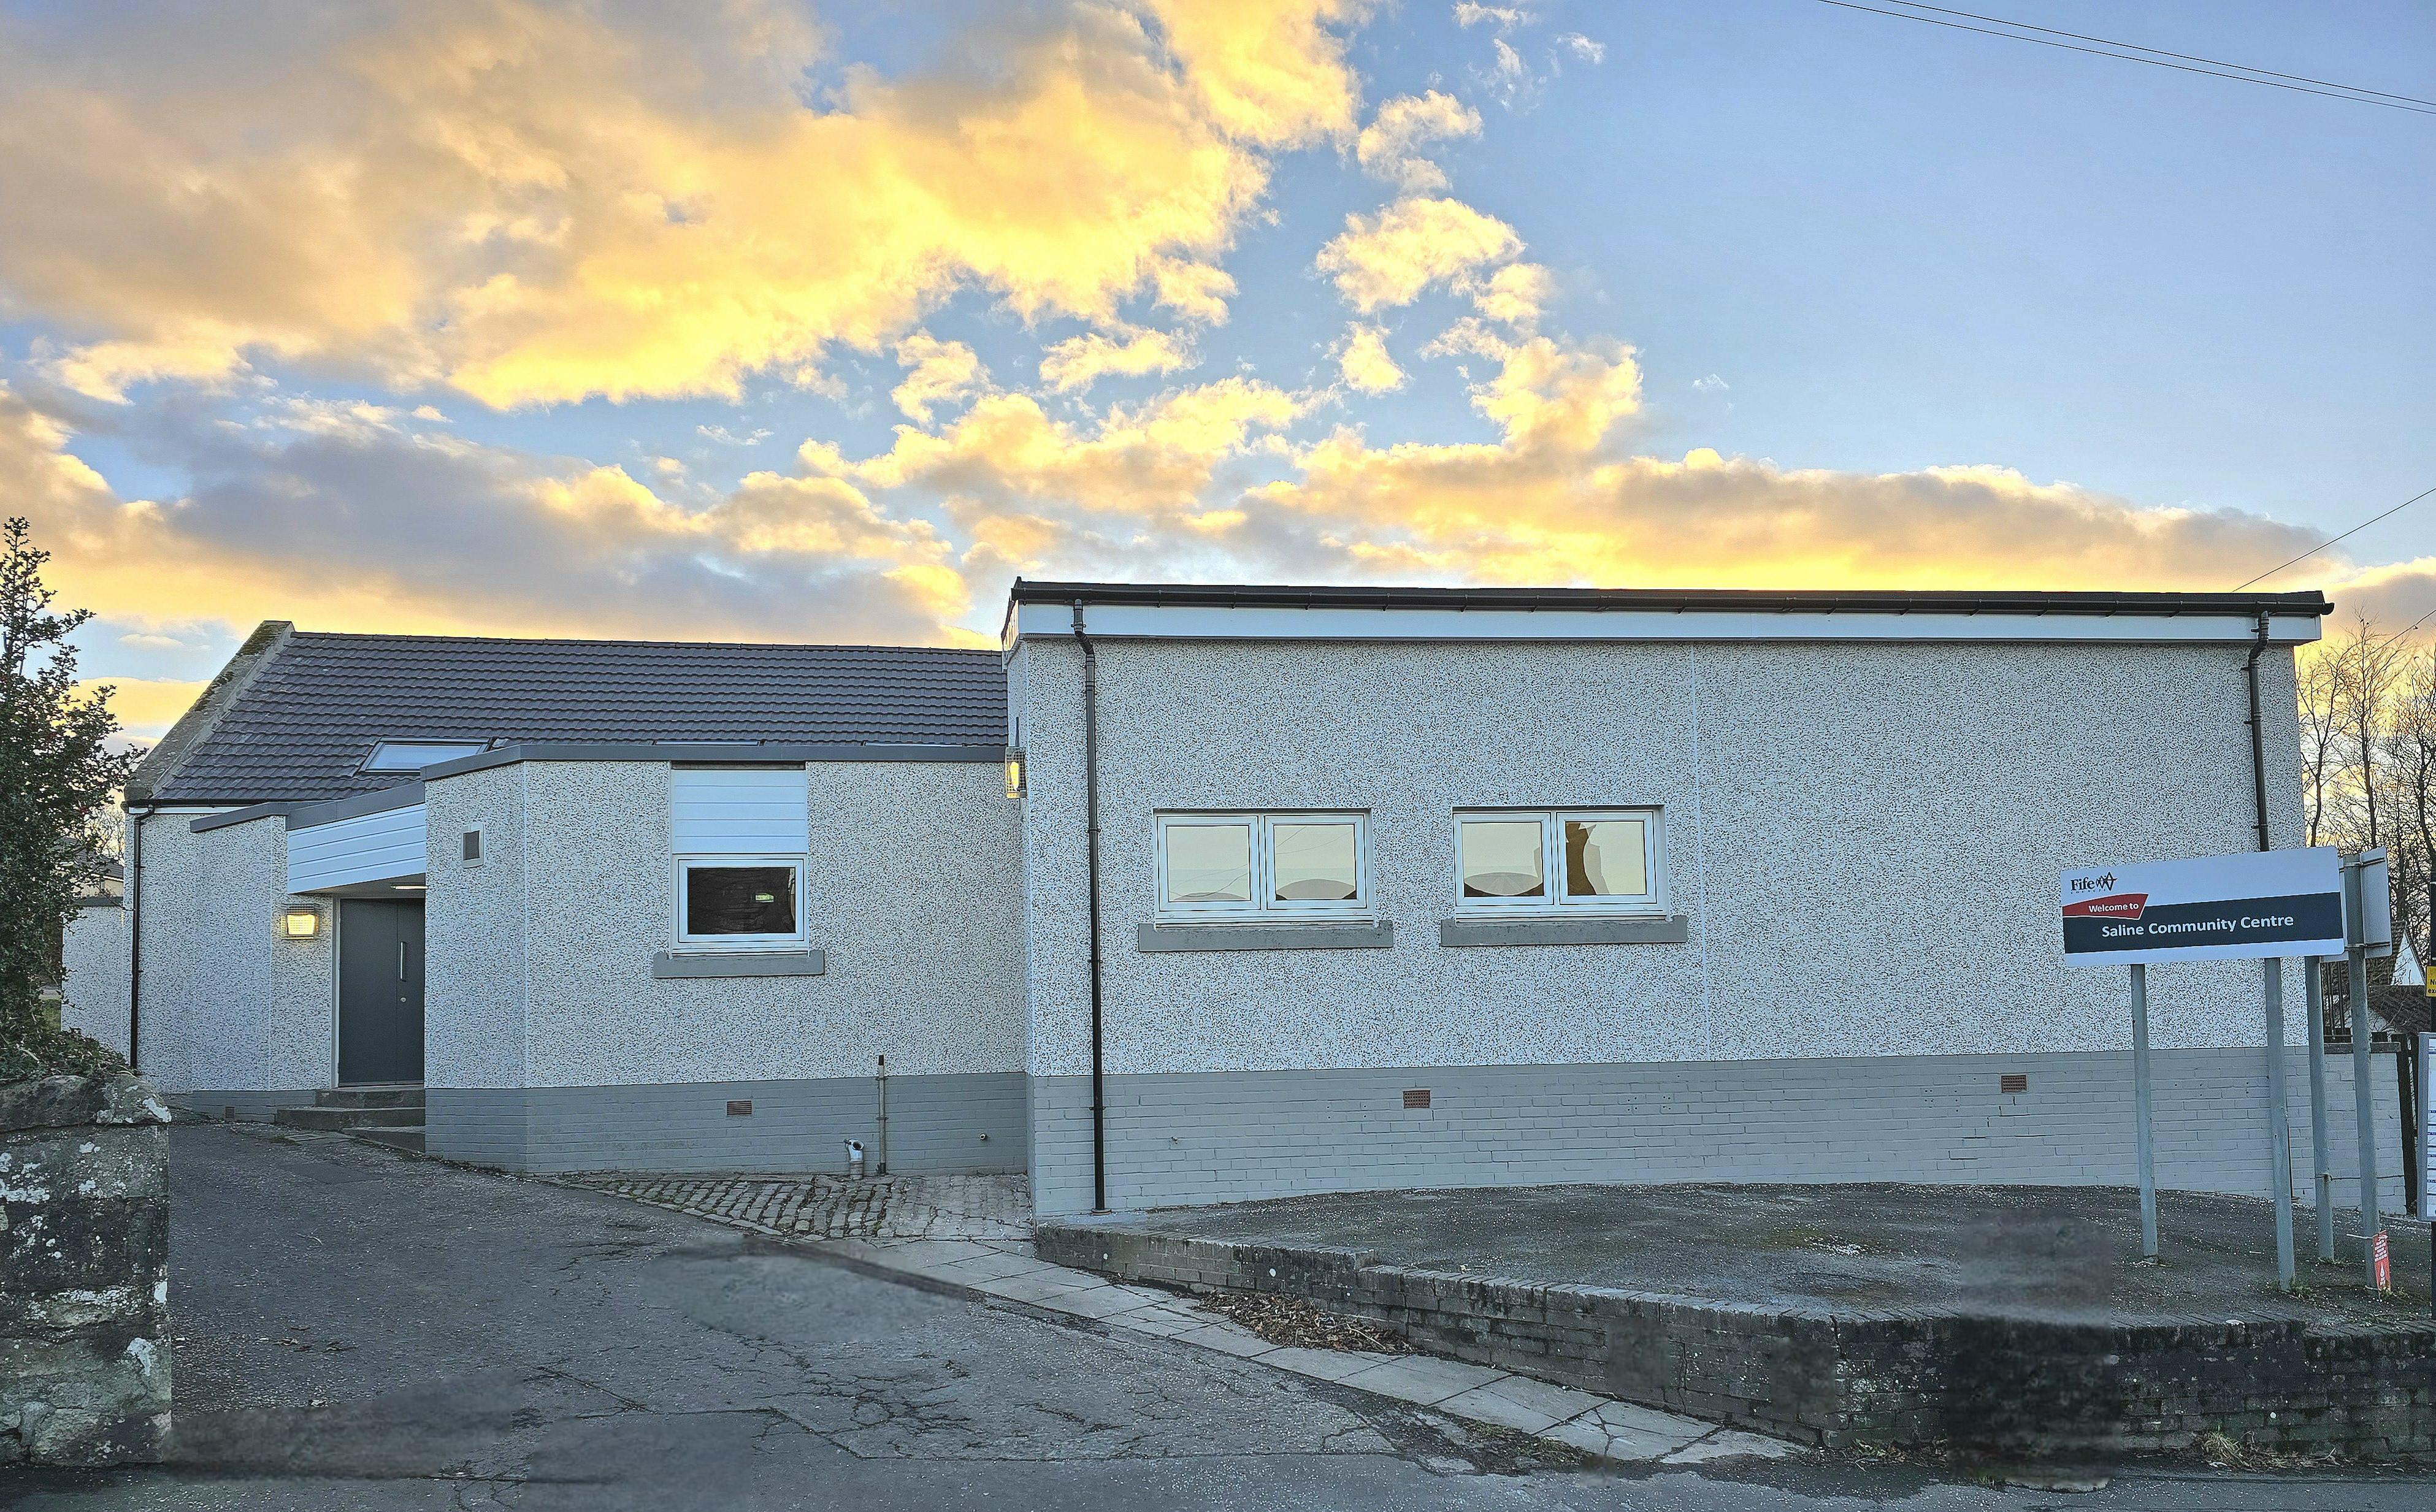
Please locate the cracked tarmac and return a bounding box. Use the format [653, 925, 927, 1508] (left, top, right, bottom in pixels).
[7, 1124, 2434, 1511]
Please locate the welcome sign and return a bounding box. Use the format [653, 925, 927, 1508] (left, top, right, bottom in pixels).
[2059, 847, 2345, 966]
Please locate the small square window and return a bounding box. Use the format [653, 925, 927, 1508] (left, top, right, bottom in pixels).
[1455, 809, 1661, 914]
[461, 828, 483, 865]
[1155, 812, 1369, 922]
[675, 858, 805, 948]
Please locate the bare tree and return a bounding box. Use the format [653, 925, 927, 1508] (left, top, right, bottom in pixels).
[2329, 614, 2405, 849]
[2299, 644, 2344, 847]
[2383, 646, 2436, 983]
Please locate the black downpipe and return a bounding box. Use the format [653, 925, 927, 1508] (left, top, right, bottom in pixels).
[1072, 603, 1107, 1212]
[124, 805, 144, 1071]
[2244, 612, 2273, 853]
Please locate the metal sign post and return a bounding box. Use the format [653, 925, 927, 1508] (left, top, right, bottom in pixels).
[2261, 959, 2296, 1288]
[2419, 1031, 2432, 1316]
[2306, 957, 2336, 1263]
[2131, 962, 2158, 1259]
[2063, 847, 2344, 1284]
[2343, 850, 2391, 1291]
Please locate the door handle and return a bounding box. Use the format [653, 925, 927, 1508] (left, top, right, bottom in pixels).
[399, 941, 406, 980]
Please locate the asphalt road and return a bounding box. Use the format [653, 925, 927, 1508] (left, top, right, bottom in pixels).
[5, 1125, 2429, 1511]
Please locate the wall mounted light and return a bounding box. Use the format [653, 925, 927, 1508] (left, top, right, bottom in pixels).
[280, 906, 321, 940]
[1005, 747, 1025, 800]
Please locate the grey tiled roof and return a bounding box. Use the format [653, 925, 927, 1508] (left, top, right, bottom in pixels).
[150, 632, 1006, 804]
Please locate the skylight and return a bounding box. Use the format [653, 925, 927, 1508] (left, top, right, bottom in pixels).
[360, 740, 489, 774]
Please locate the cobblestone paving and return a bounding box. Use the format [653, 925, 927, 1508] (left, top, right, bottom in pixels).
[559, 1172, 1033, 1240]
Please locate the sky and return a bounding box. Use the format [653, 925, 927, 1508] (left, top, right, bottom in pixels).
[1, 0, 2430, 739]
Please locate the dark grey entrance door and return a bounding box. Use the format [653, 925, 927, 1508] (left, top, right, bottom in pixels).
[339, 899, 424, 1085]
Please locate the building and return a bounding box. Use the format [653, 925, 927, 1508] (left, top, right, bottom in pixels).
[96, 580, 2411, 1215]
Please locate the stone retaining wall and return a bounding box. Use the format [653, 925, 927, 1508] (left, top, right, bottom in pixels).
[1, 1073, 173, 1466]
[1038, 1223, 2436, 1460]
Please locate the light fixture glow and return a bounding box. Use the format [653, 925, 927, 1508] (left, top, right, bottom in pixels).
[1005, 748, 1025, 799]
[281, 907, 321, 939]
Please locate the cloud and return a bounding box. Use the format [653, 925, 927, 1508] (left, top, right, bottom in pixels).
[849, 375, 1311, 517]
[891, 334, 989, 424]
[0, 380, 978, 647]
[74, 678, 206, 742]
[1691, 373, 1729, 394]
[1316, 197, 1524, 312]
[0, 0, 1368, 408]
[1354, 91, 1482, 193]
[695, 424, 773, 446]
[1453, 3, 1529, 28]
[1038, 327, 1195, 392]
[1468, 262, 1554, 327]
[1557, 33, 1605, 64]
[1335, 324, 1406, 393]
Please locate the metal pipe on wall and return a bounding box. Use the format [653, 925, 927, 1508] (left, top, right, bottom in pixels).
[124, 804, 146, 1070]
[1071, 602, 1107, 1213]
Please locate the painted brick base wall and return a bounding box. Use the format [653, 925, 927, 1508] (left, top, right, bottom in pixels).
[1029, 1049, 2406, 1216]
[426, 1072, 1027, 1174]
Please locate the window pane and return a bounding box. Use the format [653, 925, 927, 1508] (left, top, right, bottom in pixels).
[1273, 822, 1358, 902]
[1165, 824, 1252, 904]
[1460, 820, 1544, 898]
[684, 865, 797, 936]
[1565, 819, 1648, 898]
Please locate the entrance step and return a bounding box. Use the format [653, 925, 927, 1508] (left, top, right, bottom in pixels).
[314, 1086, 424, 1111]
[273, 1088, 426, 1132]
[345, 1126, 426, 1153]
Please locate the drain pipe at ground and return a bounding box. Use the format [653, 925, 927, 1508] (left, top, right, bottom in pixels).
[875, 1053, 889, 1177]
[1073, 601, 1108, 1213]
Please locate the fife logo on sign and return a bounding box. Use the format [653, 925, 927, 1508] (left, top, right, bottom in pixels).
[2058, 848, 2344, 967]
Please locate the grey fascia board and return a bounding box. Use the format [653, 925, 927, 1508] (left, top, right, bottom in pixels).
[191, 803, 302, 833]
[421, 741, 1003, 782]
[1438, 915, 1690, 947]
[286, 781, 427, 831]
[651, 950, 828, 979]
[1136, 921, 1395, 952]
[1009, 578, 2330, 620]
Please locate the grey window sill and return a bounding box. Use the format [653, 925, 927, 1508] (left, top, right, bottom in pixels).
[1136, 921, 1394, 952]
[1438, 915, 1688, 947]
[651, 949, 827, 979]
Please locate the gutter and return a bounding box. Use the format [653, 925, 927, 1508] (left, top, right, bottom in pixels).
[1072, 601, 1108, 1212]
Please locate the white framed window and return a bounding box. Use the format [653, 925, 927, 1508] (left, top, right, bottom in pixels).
[1454, 809, 1662, 914]
[673, 857, 807, 949]
[1155, 812, 1370, 922]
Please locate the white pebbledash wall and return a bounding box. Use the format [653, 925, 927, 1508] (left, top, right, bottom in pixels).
[129, 809, 335, 1109]
[59, 904, 132, 1057]
[1010, 633, 2392, 1214]
[421, 758, 1027, 1172]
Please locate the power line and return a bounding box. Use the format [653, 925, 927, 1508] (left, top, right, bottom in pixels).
[2236, 484, 2436, 591]
[1888, 3, 2436, 109]
[1809, 1, 2436, 115]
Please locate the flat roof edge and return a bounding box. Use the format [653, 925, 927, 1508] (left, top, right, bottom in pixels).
[1008, 579, 2333, 617]
[419, 740, 1005, 781]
